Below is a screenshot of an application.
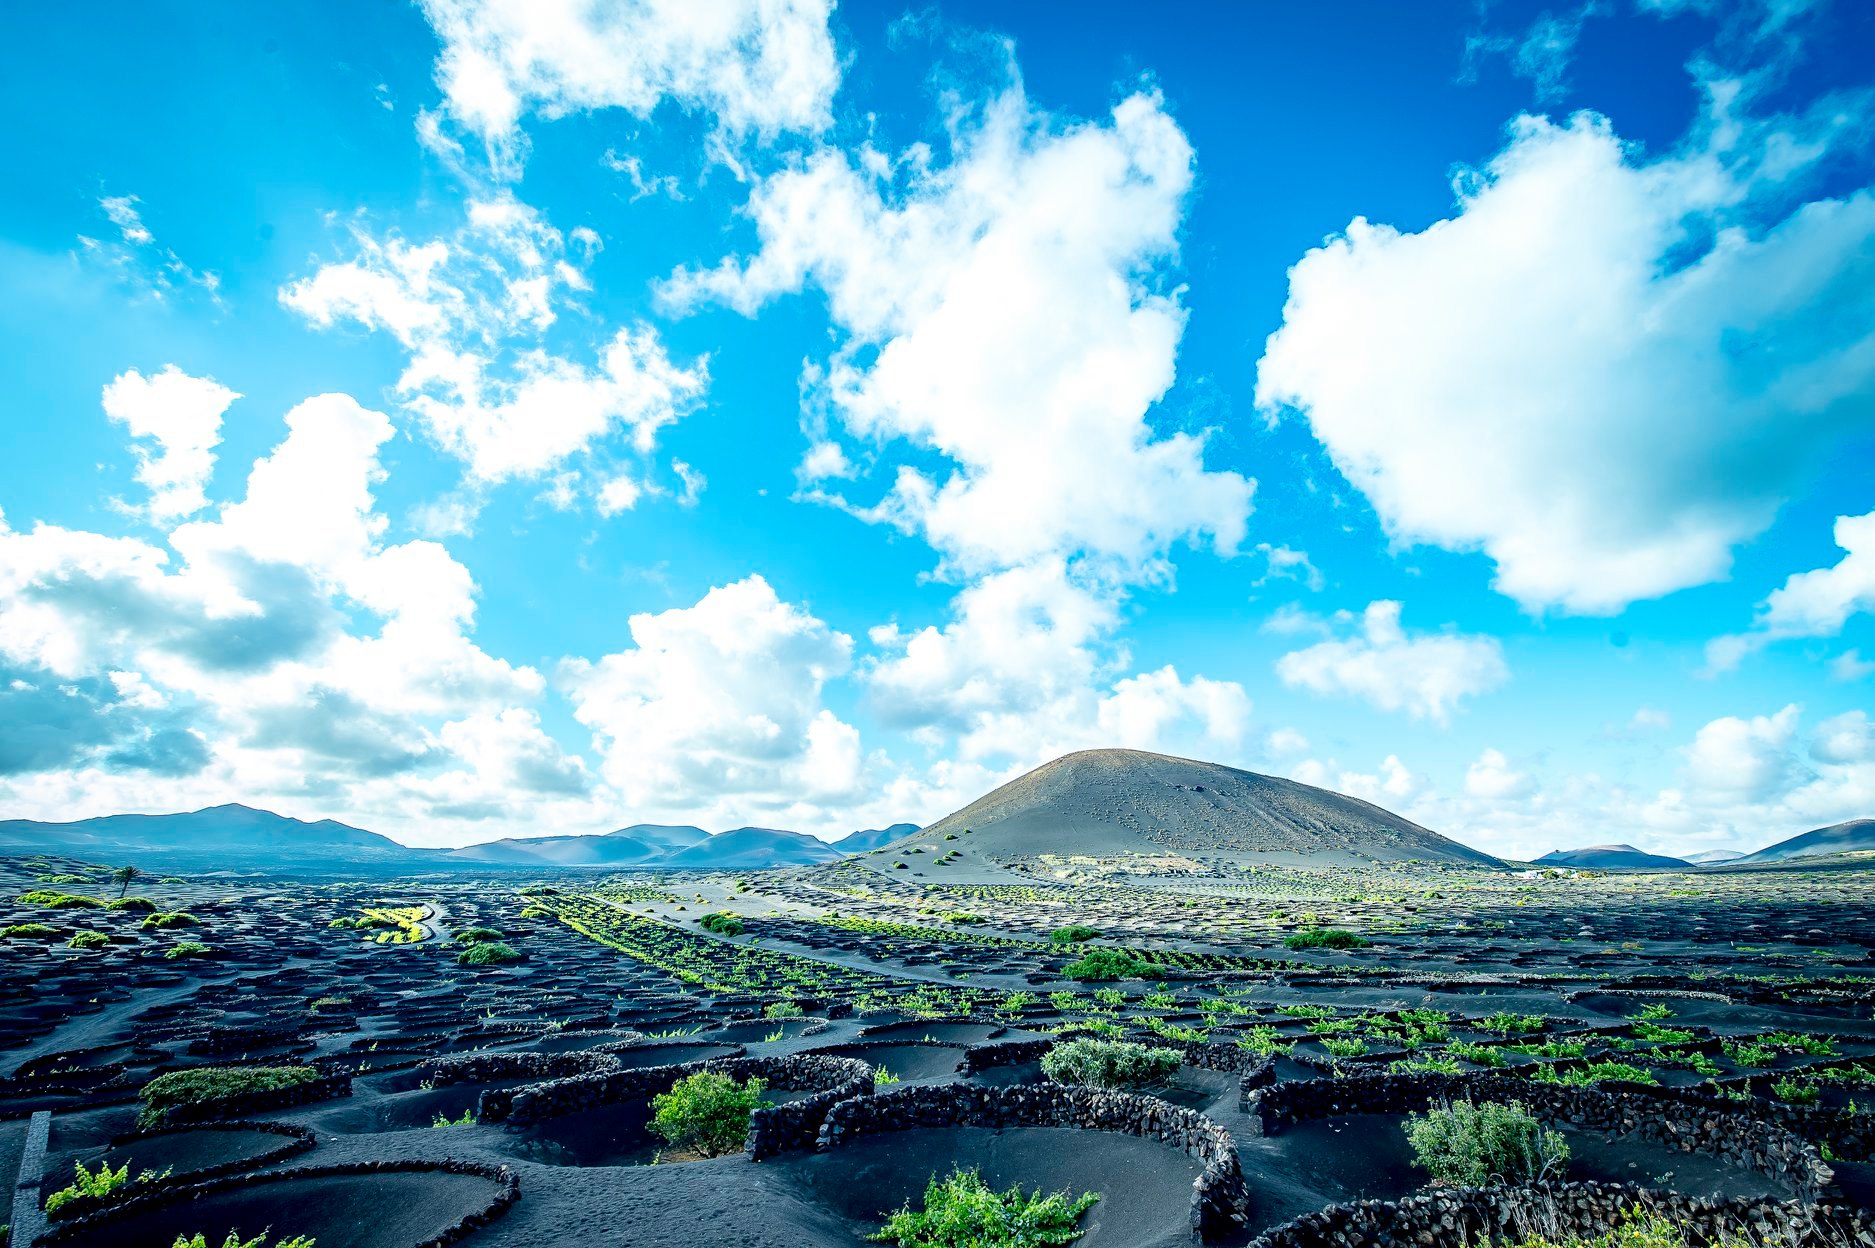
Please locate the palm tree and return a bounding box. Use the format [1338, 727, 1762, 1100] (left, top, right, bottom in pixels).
[110, 864, 143, 899]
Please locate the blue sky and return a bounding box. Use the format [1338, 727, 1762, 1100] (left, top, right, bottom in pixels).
[3, 0, 1873, 858]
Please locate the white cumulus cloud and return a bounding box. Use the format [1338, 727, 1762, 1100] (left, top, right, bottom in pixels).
[283, 196, 705, 489]
[664, 82, 1252, 584]
[1708, 509, 1875, 671]
[561, 575, 865, 829]
[1275, 601, 1508, 723]
[101, 366, 240, 519]
[1256, 82, 1875, 614]
[417, 0, 840, 174]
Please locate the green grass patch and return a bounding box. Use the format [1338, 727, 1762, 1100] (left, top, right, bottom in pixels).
[871, 1166, 1098, 1248]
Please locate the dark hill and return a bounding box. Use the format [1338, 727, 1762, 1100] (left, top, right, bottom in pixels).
[834, 823, 919, 853]
[660, 826, 843, 869]
[902, 748, 1500, 866]
[0, 804, 421, 869]
[1536, 844, 1690, 870]
[445, 824, 708, 866]
[1737, 818, 1875, 865]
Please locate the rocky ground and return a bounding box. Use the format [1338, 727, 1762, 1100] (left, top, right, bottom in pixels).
[2, 851, 1872, 1247]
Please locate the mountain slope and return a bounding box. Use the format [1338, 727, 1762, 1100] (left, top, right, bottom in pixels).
[660, 826, 843, 869]
[1683, 849, 1745, 864]
[1536, 844, 1690, 870]
[0, 804, 423, 868]
[835, 823, 919, 853]
[1738, 819, 1875, 864]
[445, 824, 709, 866]
[902, 748, 1500, 866]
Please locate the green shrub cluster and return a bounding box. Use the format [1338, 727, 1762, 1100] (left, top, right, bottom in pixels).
[171, 1234, 315, 1248]
[43, 1158, 166, 1214]
[107, 896, 158, 912]
[871, 1166, 1098, 1248]
[1041, 1038, 1181, 1090]
[764, 1000, 805, 1019]
[456, 940, 523, 966]
[1048, 925, 1101, 944]
[1404, 1098, 1569, 1186]
[16, 890, 102, 909]
[452, 927, 505, 943]
[648, 1070, 770, 1157]
[143, 911, 200, 930]
[165, 941, 213, 959]
[1061, 947, 1155, 981]
[4, 922, 59, 939]
[69, 930, 110, 949]
[699, 912, 745, 936]
[139, 1065, 322, 1127]
[1282, 928, 1371, 951]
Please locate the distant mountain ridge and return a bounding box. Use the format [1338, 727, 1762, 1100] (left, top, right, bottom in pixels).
[0, 806, 859, 872]
[0, 804, 412, 867]
[1537, 844, 1691, 870]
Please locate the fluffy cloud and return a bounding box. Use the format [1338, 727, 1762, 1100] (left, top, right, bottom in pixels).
[0, 390, 562, 838]
[1292, 754, 1421, 805]
[866, 561, 1250, 766]
[665, 84, 1252, 583]
[1683, 703, 1802, 801]
[561, 576, 866, 829]
[1275, 601, 1508, 723]
[1464, 748, 1536, 800]
[1281, 702, 1872, 862]
[283, 197, 705, 489]
[1708, 510, 1875, 671]
[417, 0, 839, 173]
[102, 366, 240, 520]
[1256, 84, 1875, 613]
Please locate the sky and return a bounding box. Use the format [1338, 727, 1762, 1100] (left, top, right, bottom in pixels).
[2, 0, 1873, 860]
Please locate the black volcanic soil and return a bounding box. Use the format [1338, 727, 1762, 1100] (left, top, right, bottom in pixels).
[1, 847, 1871, 1248]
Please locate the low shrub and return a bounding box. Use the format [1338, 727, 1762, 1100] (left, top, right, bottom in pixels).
[107, 896, 158, 912]
[68, 930, 110, 949]
[1041, 1038, 1180, 1090]
[1404, 1098, 1569, 1187]
[1282, 927, 1371, 951]
[3, 923, 59, 939]
[37, 874, 91, 884]
[456, 940, 523, 966]
[452, 927, 505, 943]
[43, 1158, 166, 1215]
[1061, 947, 1155, 981]
[648, 1070, 770, 1157]
[143, 911, 200, 930]
[1532, 1061, 1658, 1087]
[942, 912, 984, 924]
[764, 1000, 805, 1019]
[171, 1235, 316, 1248]
[17, 890, 102, 909]
[165, 941, 213, 959]
[699, 911, 745, 936]
[871, 1166, 1098, 1248]
[1049, 925, 1101, 944]
[138, 1065, 323, 1128]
